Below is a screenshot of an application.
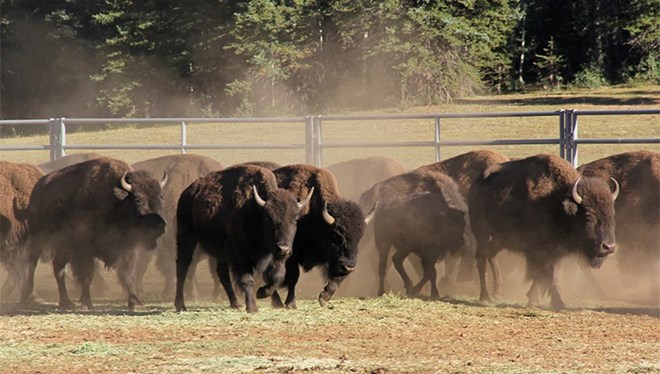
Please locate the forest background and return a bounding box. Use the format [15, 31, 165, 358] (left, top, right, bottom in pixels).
[1, 0, 658, 126]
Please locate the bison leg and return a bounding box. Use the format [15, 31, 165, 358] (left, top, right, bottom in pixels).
[376, 243, 390, 296]
[392, 250, 413, 295]
[19, 244, 42, 305]
[257, 259, 286, 301]
[476, 254, 491, 304]
[439, 253, 461, 290]
[548, 263, 565, 310]
[134, 247, 153, 296]
[488, 256, 503, 301]
[53, 251, 75, 309]
[116, 249, 142, 310]
[236, 270, 257, 313]
[282, 260, 301, 309]
[412, 257, 439, 298]
[207, 256, 222, 301]
[318, 276, 345, 307]
[174, 229, 197, 312]
[216, 261, 240, 309]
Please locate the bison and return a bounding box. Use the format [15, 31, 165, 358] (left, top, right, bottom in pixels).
[21, 157, 167, 309]
[0, 161, 43, 300]
[265, 164, 377, 308]
[132, 154, 224, 298]
[578, 150, 659, 303]
[327, 156, 407, 202]
[469, 154, 619, 309]
[374, 175, 475, 298]
[174, 165, 313, 313]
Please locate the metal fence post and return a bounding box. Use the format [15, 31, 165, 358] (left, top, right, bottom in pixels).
[48, 117, 66, 160]
[180, 121, 187, 154]
[559, 110, 565, 159]
[434, 116, 441, 162]
[569, 110, 579, 167]
[314, 115, 323, 167]
[305, 116, 315, 165]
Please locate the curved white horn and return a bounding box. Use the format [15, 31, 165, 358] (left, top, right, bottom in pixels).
[160, 171, 168, 188]
[364, 201, 379, 225]
[298, 187, 314, 210]
[610, 177, 620, 201]
[322, 202, 336, 225]
[120, 172, 133, 192]
[571, 177, 583, 205]
[252, 185, 267, 207]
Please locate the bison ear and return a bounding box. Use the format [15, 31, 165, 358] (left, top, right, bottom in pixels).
[113, 187, 129, 201]
[562, 198, 578, 216]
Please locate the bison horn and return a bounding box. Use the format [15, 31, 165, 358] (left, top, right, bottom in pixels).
[610, 177, 619, 201]
[160, 171, 168, 188]
[252, 185, 267, 207]
[571, 177, 583, 205]
[298, 187, 314, 210]
[120, 172, 133, 192]
[364, 201, 379, 225]
[322, 202, 336, 225]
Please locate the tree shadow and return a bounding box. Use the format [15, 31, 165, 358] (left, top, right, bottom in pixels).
[457, 91, 660, 107]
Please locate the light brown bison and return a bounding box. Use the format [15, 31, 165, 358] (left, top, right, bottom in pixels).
[0, 161, 43, 300]
[327, 156, 406, 202]
[21, 157, 167, 310]
[578, 150, 659, 303]
[132, 154, 223, 298]
[469, 154, 619, 309]
[175, 165, 312, 313]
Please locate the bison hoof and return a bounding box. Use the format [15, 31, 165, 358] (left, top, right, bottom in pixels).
[286, 302, 297, 309]
[318, 293, 331, 307]
[256, 286, 271, 299]
[59, 300, 77, 310]
[175, 304, 187, 312]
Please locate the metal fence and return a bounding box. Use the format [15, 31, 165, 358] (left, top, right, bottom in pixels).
[0, 109, 658, 167]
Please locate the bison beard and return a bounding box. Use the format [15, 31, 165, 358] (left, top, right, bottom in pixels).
[468, 154, 618, 310]
[21, 157, 167, 310]
[174, 165, 312, 313]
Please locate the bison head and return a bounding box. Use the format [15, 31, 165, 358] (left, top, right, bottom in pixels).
[253, 185, 313, 259]
[113, 170, 167, 249]
[563, 176, 618, 268]
[320, 200, 377, 278]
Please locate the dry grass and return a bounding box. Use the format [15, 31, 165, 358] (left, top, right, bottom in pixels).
[0, 85, 658, 168]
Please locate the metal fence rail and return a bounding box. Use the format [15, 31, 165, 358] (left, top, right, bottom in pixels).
[0, 109, 658, 167]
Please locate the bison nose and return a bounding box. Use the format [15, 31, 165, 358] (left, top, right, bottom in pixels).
[278, 245, 292, 257]
[599, 242, 616, 256]
[342, 264, 356, 273]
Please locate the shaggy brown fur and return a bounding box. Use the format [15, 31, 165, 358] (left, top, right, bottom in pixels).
[578, 150, 660, 301]
[270, 164, 373, 308]
[132, 154, 223, 297]
[0, 161, 43, 298]
[175, 165, 303, 313]
[327, 156, 407, 202]
[22, 157, 166, 310]
[469, 154, 617, 309]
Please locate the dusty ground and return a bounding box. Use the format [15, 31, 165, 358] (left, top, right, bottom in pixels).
[1, 253, 658, 374]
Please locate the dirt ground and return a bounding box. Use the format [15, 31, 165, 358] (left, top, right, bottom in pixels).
[1, 248, 658, 374]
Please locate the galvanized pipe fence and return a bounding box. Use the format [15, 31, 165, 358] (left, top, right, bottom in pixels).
[0, 109, 658, 167]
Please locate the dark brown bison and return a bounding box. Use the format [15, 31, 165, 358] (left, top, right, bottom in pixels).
[266, 164, 377, 308]
[21, 157, 167, 309]
[0, 161, 43, 300]
[38, 152, 103, 174]
[578, 150, 659, 302]
[327, 156, 407, 202]
[374, 175, 475, 298]
[469, 154, 619, 309]
[132, 154, 223, 298]
[236, 161, 282, 170]
[174, 165, 312, 313]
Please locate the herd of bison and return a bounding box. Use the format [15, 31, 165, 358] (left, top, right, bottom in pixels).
[0, 149, 658, 313]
